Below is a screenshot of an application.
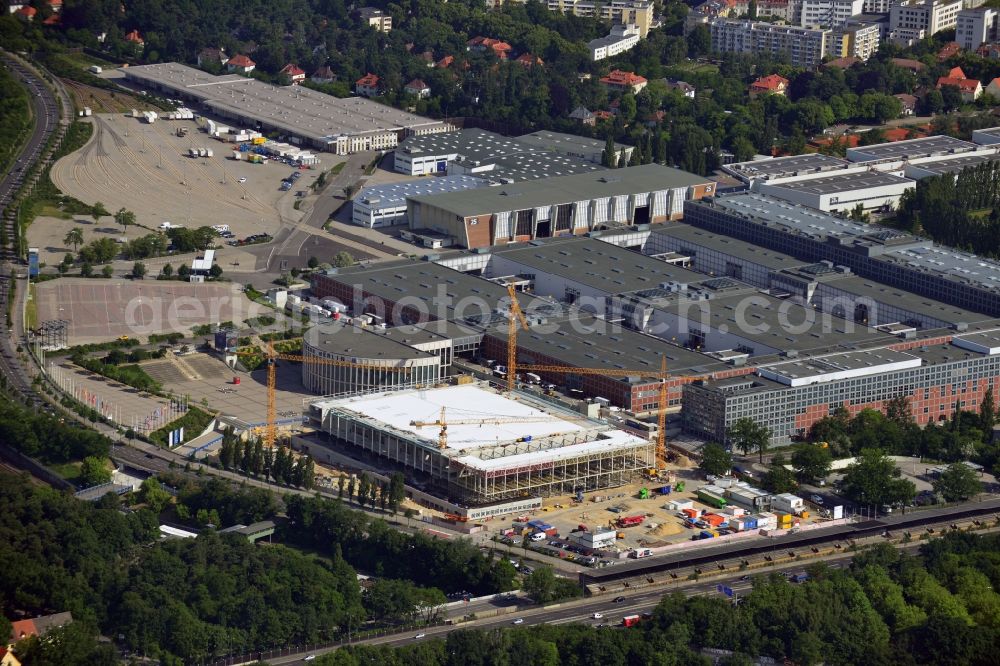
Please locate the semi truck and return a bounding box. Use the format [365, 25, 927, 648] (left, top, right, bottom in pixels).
[622, 615, 641, 627]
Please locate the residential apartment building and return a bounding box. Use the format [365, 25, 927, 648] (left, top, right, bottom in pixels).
[357, 7, 392, 32]
[546, 0, 655, 37]
[734, 0, 800, 21]
[890, 0, 962, 45]
[709, 19, 832, 68]
[834, 22, 882, 59]
[588, 24, 642, 61]
[799, 0, 864, 27]
[956, 6, 999, 50]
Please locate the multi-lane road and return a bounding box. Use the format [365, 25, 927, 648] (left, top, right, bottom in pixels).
[0, 51, 62, 217]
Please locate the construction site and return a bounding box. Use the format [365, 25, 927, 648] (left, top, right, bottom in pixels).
[306, 384, 654, 507]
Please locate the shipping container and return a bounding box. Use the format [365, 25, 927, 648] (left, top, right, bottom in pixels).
[695, 488, 729, 509]
[616, 515, 645, 528]
[702, 514, 726, 527]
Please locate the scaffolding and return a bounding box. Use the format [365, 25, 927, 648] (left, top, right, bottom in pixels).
[312, 389, 653, 505]
[34, 320, 69, 349]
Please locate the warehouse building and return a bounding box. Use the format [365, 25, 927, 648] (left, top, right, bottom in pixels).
[644, 224, 989, 333]
[845, 134, 979, 163]
[485, 235, 706, 309]
[351, 175, 488, 228]
[756, 169, 914, 213]
[683, 194, 1000, 316]
[407, 164, 715, 248]
[307, 384, 654, 505]
[903, 151, 1000, 179]
[724, 154, 851, 185]
[310, 259, 512, 326]
[392, 128, 624, 178]
[122, 63, 451, 154]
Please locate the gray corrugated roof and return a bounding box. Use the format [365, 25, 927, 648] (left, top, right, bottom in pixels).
[408, 164, 709, 217]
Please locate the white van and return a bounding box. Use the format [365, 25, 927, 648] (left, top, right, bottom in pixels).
[529, 532, 546, 542]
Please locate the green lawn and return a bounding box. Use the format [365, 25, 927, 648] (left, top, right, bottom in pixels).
[25, 283, 36, 330]
[672, 61, 720, 74]
[329, 162, 346, 176]
[49, 461, 82, 483]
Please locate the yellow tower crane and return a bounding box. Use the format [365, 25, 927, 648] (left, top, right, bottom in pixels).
[504, 288, 702, 467]
[506, 283, 529, 395]
[410, 406, 584, 449]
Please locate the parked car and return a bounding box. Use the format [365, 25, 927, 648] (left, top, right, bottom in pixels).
[810, 494, 824, 505]
[512, 618, 524, 625]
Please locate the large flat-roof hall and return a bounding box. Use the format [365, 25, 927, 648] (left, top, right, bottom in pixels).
[122, 63, 452, 154]
[406, 164, 716, 248]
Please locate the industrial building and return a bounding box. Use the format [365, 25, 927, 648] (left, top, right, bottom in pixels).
[301, 320, 449, 395]
[682, 194, 1000, 316]
[122, 63, 451, 154]
[307, 384, 654, 505]
[406, 164, 715, 248]
[684, 338, 1000, 445]
[724, 154, 851, 185]
[845, 134, 978, 163]
[351, 175, 488, 228]
[755, 169, 914, 212]
[903, 152, 1000, 179]
[392, 128, 626, 177]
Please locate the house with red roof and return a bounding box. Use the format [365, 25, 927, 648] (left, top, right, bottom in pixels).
[8, 620, 37, 643]
[41, 12, 58, 24]
[748, 74, 789, 98]
[936, 41, 961, 61]
[599, 69, 647, 94]
[466, 36, 513, 59]
[824, 56, 859, 69]
[14, 5, 35, 20]
[404, 78, 431, 99]
[435, 55, 455, 69]
[515, 53, 544, 68]
[355, 73, 382, 97]
[226, 54, 256, 74]
[890, 57, 925, 73]
[279, 63, 306, 85]
[46, 0, 61, 12]
[937, 66, 982, 101]
[124, 29, 144, 46]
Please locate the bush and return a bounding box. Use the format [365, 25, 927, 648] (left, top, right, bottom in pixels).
[148, 407, 214, 447]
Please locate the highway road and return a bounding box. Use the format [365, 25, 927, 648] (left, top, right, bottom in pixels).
[0, 52, 60, 213]
[254, 542, 927, 665]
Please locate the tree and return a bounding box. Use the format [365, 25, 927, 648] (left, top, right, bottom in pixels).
[333, 251, 354, 268]
[840, 448, 915, 508]
[131, 262, 146, 279]
[307, 256, 319, 269]
[727, 417, 770, 463]
[209, 263, 223, 279]
[933, 463, 981, 502]
[791, 443, 833, 482]
[358, 472, 371, 508]
[64, 227, 84, 251]
[79, 455, 112, 487]
[699, 442, 733, 477]
[387, 471, 406, 513]
[885, 395, 913, 428]
[101, 265, 114, 278]
[617, 148, 627, 168]
[80, 262, 93, 278]
[602, 134, 616, 168]
[761, 454, 798, 493]
[161, 263, 173, 278]
[138, 477, 171, 513]
[114, 207, 136, 229]
[90, 201, 108, 224]
[980, 386, 995, 432]
[177, 264, 191, 279]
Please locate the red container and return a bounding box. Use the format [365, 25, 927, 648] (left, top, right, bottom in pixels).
[233, 377, 241, 385]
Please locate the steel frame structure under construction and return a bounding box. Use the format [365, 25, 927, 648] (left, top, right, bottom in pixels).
[308, 385, 653, 505]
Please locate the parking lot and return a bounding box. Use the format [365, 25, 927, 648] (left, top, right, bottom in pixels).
[49, 113, 341, 242]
